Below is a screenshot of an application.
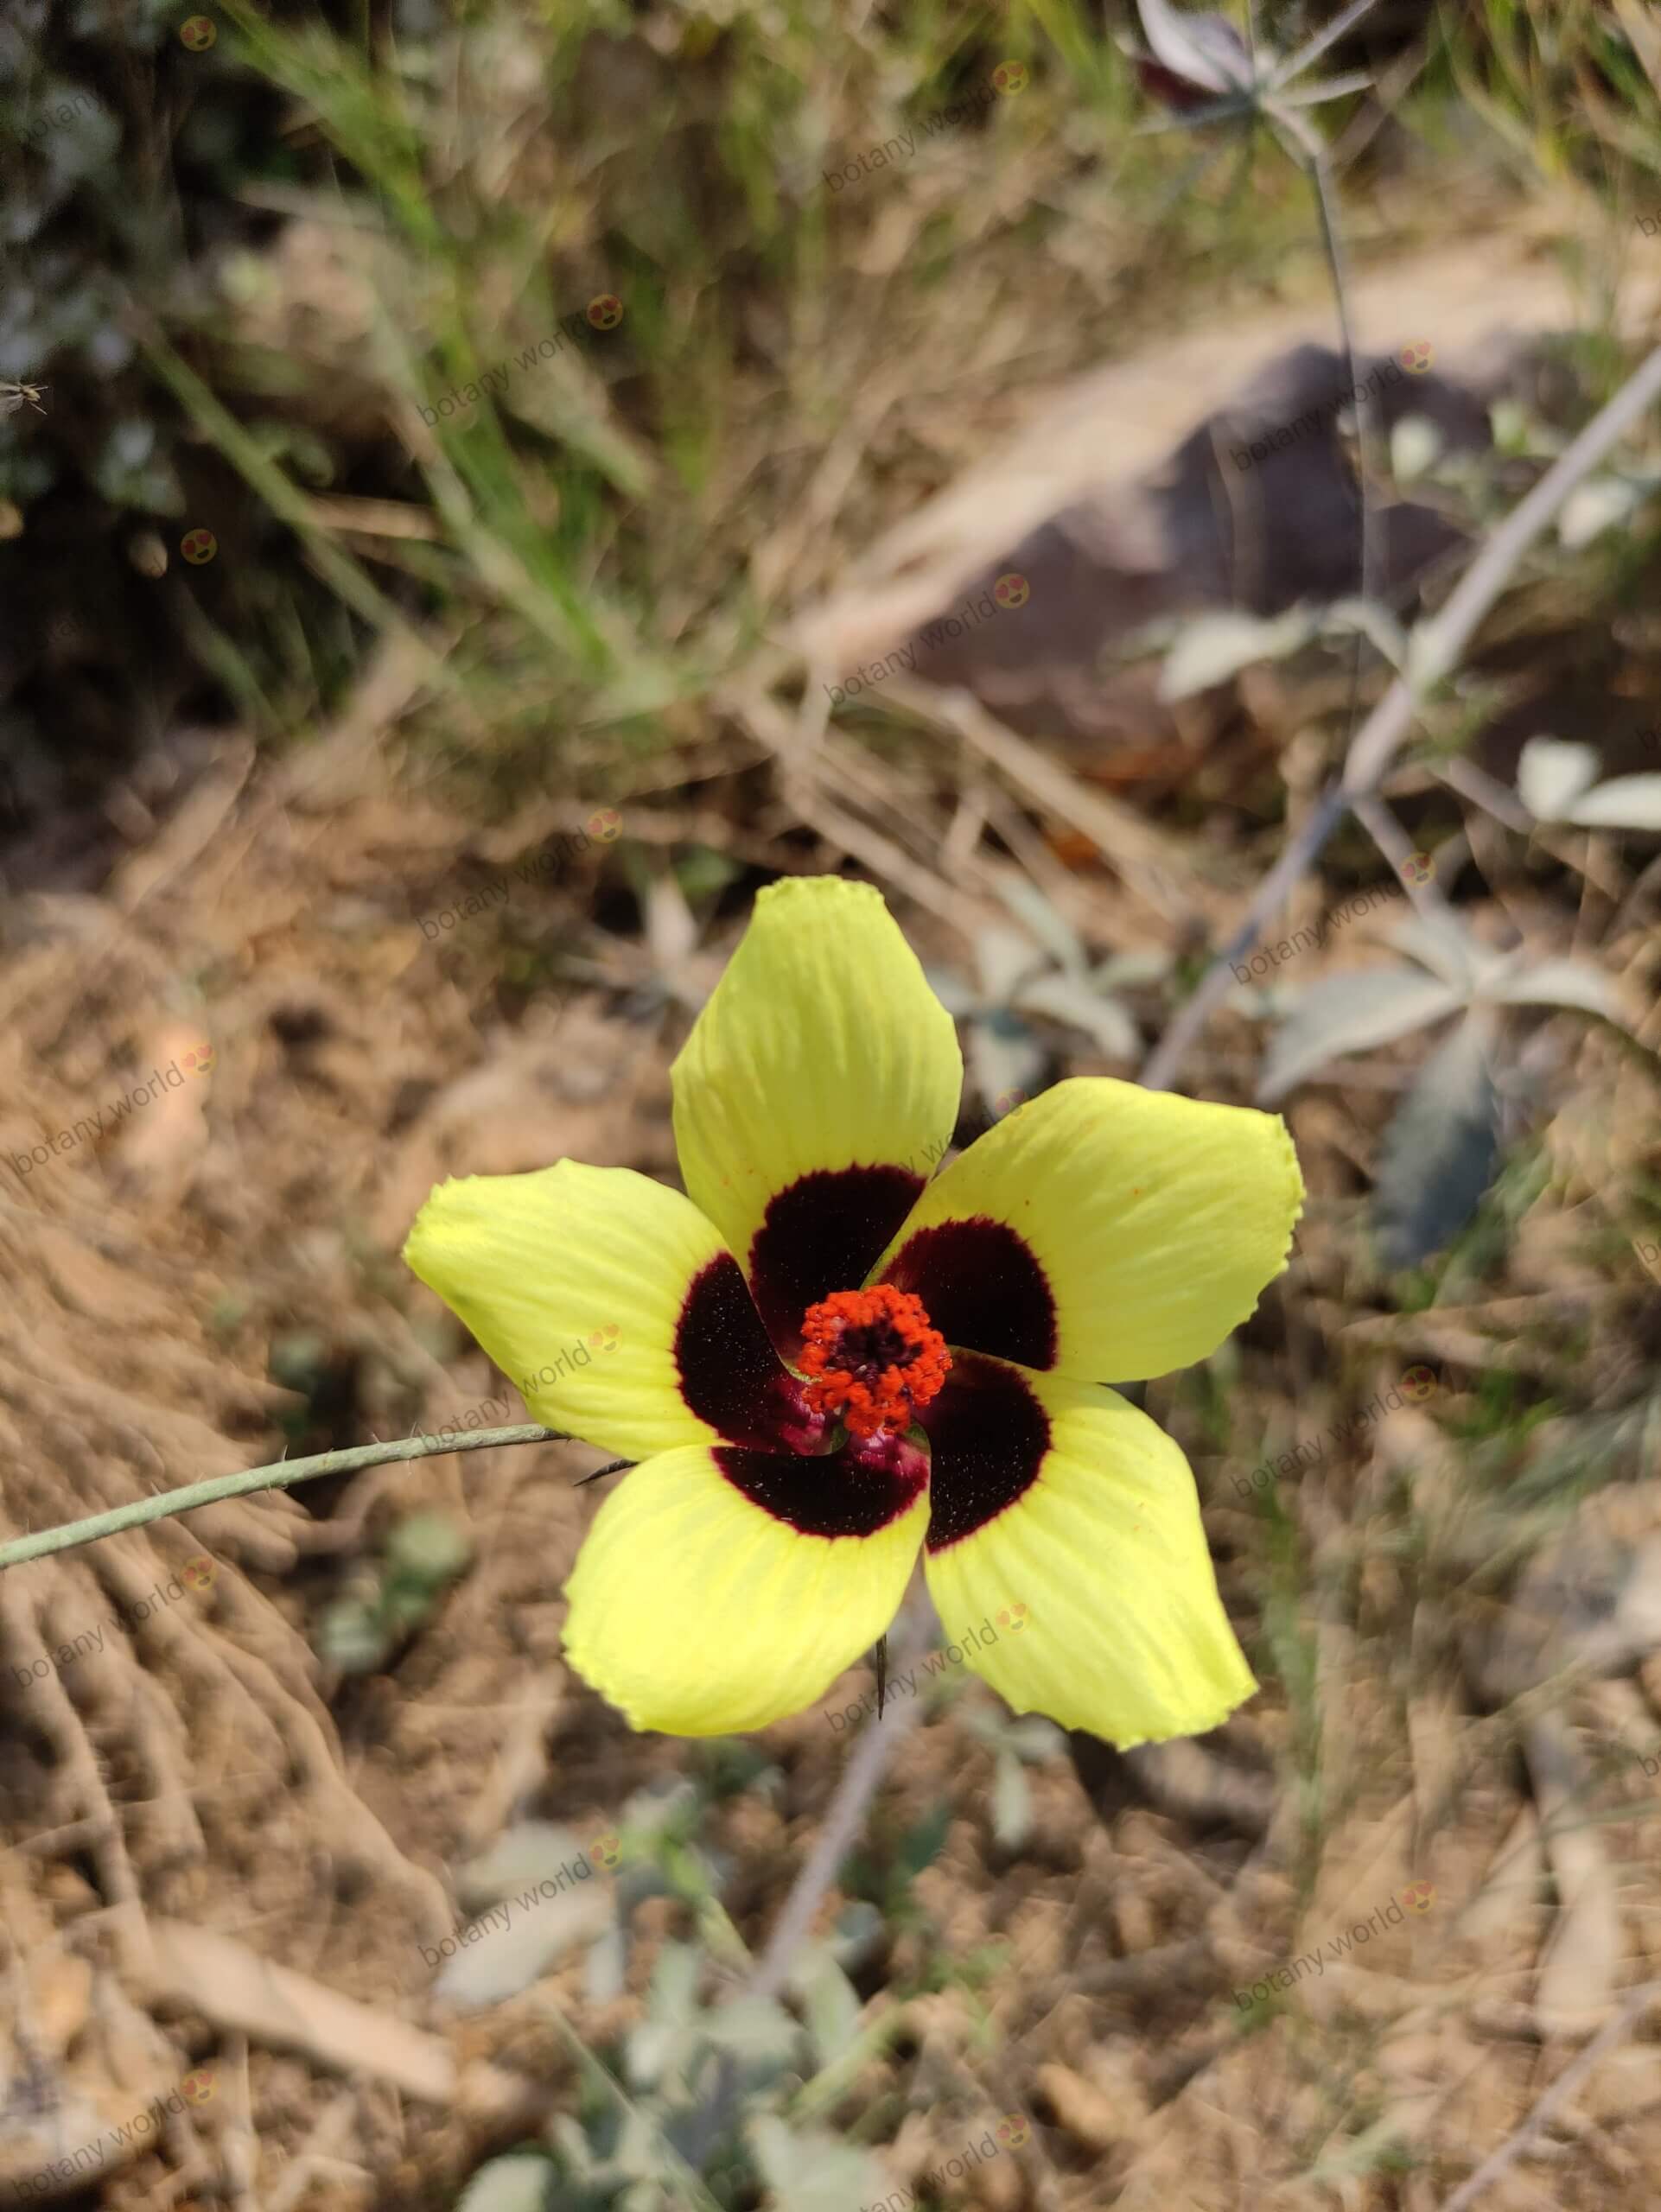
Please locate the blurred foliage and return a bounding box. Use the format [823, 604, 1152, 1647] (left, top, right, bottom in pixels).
[436, 1777, 993, 2210]
[315, 1508, 473, 1672]
[5, 0, 1661, 805]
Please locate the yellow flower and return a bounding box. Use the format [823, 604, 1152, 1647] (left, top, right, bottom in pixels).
[404, 878, 1302, 1741]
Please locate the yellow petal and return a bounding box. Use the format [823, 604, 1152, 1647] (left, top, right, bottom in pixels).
[672, 877, 962, 1357]
[403, 1161, 792, 1462]
[563, 1443, 928, 1734]
[920, 1357, 1255, 1746]
[875, 1076, 1301, 1381]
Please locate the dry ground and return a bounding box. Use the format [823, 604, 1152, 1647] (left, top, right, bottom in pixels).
[4, 220, 1661, 2212]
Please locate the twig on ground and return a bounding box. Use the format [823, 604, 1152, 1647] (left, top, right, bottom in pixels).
[1436, 1979, 1661, 2212]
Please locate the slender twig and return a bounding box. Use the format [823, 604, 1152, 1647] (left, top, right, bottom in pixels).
[1270, 0, 1380, 91]
[745, 1597, 938, 2003]
[0, 1426, 567, 1573]
[1276, 110, 1382, 618]
[1430, 753, 1536, 835]
[1270, 99, 1384, 942]
[1140, 341, 1661, 1092]
[1436, 1980, 1661, 2212]
[1351, 790, 1467, 925]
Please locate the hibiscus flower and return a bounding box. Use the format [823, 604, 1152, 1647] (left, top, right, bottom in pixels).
[404, 876, 1302, 1740]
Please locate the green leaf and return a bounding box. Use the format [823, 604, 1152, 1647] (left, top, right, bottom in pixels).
[460, 1821, 594, 1909]
[967, 1014, 1047, 1116]
[1518, 735, 1600, 820]
[974, 923, 1051, 1004]
[893, 1800, 953, 1885]
[1486, 957, 1615, 1016]
[1373, 1012, 1500, 1269]
[1158, 606, 1315, 702]
[1259, 968, 1464, 1103]
[455, 2152, 557, 2212]
[434, 1884, 613, 2011]
[1566, 772, 1661, 830]
[794, 1946, 863, 2069]
[1014, 971, 1139, 1058]
[748, 2116, 892, 2212]
[994, 878, 1087, 978]
[385, 1510, 472, 1582]
[1557, 474, 1645, 549]
[1387, 908, 1486, 990]
[992, 1750, 1033, 1849]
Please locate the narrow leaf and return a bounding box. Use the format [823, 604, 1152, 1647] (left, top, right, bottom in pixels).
[1136, 0, 1256, 92]
[748, 2117, 891, 2212]
[1566, 773, 1661, 830]
[974, 923, 1049, 1005]
[1159, 606, 1314, 701]
[1014, 971, 1140, 1058]
[1373, 1014, 1500, 1269]
[703, 1994, 801, 2062]
[795, 1947, 863, 2069]
[1486, 957, 1615, 1016]
[1259, 968, 1465, 1103]
[995, 876, 1088, 978]
[1518, 735, 1600, 821]
[1386, 907, 1484, 990]
[992, 1750, 1033, 1849]
[456, 2154, 557, 2212]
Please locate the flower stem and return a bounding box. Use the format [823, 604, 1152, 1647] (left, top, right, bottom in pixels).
[746, 1593, 939, 2001]
[0, 1425, 565, 1573]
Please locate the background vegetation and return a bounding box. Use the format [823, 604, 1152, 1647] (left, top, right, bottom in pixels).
[3, 2, 1661, 2209]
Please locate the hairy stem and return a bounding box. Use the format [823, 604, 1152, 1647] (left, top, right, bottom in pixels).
[0, 1425, 566, 1573]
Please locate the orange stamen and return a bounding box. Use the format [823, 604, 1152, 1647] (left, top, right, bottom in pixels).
[798, 1285, 951, 1441]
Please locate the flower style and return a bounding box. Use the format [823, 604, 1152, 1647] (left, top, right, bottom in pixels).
[404, 878, 1303, 1741]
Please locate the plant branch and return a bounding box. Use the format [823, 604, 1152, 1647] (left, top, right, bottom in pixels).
[745, 1596, 938, 2003]
[1270, 0, 1380, 91]
[1437, 1980, 1661, 2212]
[1140, 340, 1661, 1093]
[0, 1426, 567, 1573]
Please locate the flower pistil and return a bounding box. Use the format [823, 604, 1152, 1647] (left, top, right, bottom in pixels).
[798, 1285, 951, 1440]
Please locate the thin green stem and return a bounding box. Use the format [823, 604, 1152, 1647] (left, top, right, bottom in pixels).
[0, 1426, 565, 1573]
